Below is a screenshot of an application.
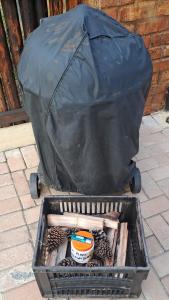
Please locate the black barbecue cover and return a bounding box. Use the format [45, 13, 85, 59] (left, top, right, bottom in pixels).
[18, 4, 152, 194]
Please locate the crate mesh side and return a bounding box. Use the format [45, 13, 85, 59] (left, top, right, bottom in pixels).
[51, 287, 130, 297]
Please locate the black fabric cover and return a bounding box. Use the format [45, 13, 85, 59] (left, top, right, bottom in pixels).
[18, 4, 152, 194]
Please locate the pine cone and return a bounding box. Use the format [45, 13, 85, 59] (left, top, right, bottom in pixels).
[86, 259, 102, 267]
[59, 257, 77, 266]
[91, 230, 107, 243]
[94, 239, 112, 260]
[47, 227, 67, 252]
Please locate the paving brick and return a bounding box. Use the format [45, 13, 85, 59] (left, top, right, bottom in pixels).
[146, 235, 164, 258]
[5, 149, 26, 172]
[162, 128, 169, 137]
[0, 262, 34, 292]
[3, 281, 44, 300]
[0, 152, 6, 163]
[152, 111, 169, 127]
[162, 276, 169, 295]
[24, 167, 38, 181]
[142, 115, 161, 132]
[0, 242, 33, 271]
[149, 165, 169, 181]
[159, 141, 169, 153]
[138, 190, 148, 203]
[0, 197, 21, 216]
[141, 172, 162, 199]
[141, 195, 169, 218]
[21, 145, 39, 168]
[153, 153, 169, 167]
[142, 268, 169, 300]
[152, 252, 169, 278]
[135, 149, 150, 161]
[0, 163, 9, 175]
[138, 153, 169, 172]
[2, 280, 42, 300]
[145, 143, 165, 157]
[162, 210, 169, 224]
[28, 222, 38, 246]
[20, 194, 35, 209]
[158, 178, 169, 197]
[147, 215, 169, 250]
[0, 211, 25, 233]
[0, 185, 17, 201]
[137, 157, 159, 172]
[140, 132, 166, 147]
[24, 206, 40, 225]
[0, 173, 12, 187]
[0, 226, 29, 251]
[143, 220, 153, 238]
[12, 171, 29, 196]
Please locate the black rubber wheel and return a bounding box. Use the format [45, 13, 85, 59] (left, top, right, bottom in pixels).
[29, 173, 40, 199]
[130, 167, 141, 193]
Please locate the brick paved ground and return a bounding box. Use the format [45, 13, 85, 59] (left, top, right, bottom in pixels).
[1, 115, 169, 299]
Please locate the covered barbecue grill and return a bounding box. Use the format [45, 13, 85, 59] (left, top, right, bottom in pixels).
[18, 4, 152, 198]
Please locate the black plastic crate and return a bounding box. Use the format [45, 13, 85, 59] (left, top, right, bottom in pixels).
[33, 195, 150, 298]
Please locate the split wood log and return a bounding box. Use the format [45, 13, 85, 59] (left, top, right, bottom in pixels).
[116, 223, 128, 267]
[46, 249, 57, 266]
[55, 239, 68, 265]
[47, 214, 103, 230]
[104, 218, 118, 230]
[107, 228, 115, 249]
[112, 229, 118, 266]
[64, 212, 118, 229]
[101, 211, 120, 221]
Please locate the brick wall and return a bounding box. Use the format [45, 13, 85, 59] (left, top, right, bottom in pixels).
[82, 0, 169, 114]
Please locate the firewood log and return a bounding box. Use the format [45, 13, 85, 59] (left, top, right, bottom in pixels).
[116, 223, 128, 267]
[55, 239, 68, 265]
[46, 249, 57, 266]
[64, 212, 118, 229]
[47, 213, 103, 230]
